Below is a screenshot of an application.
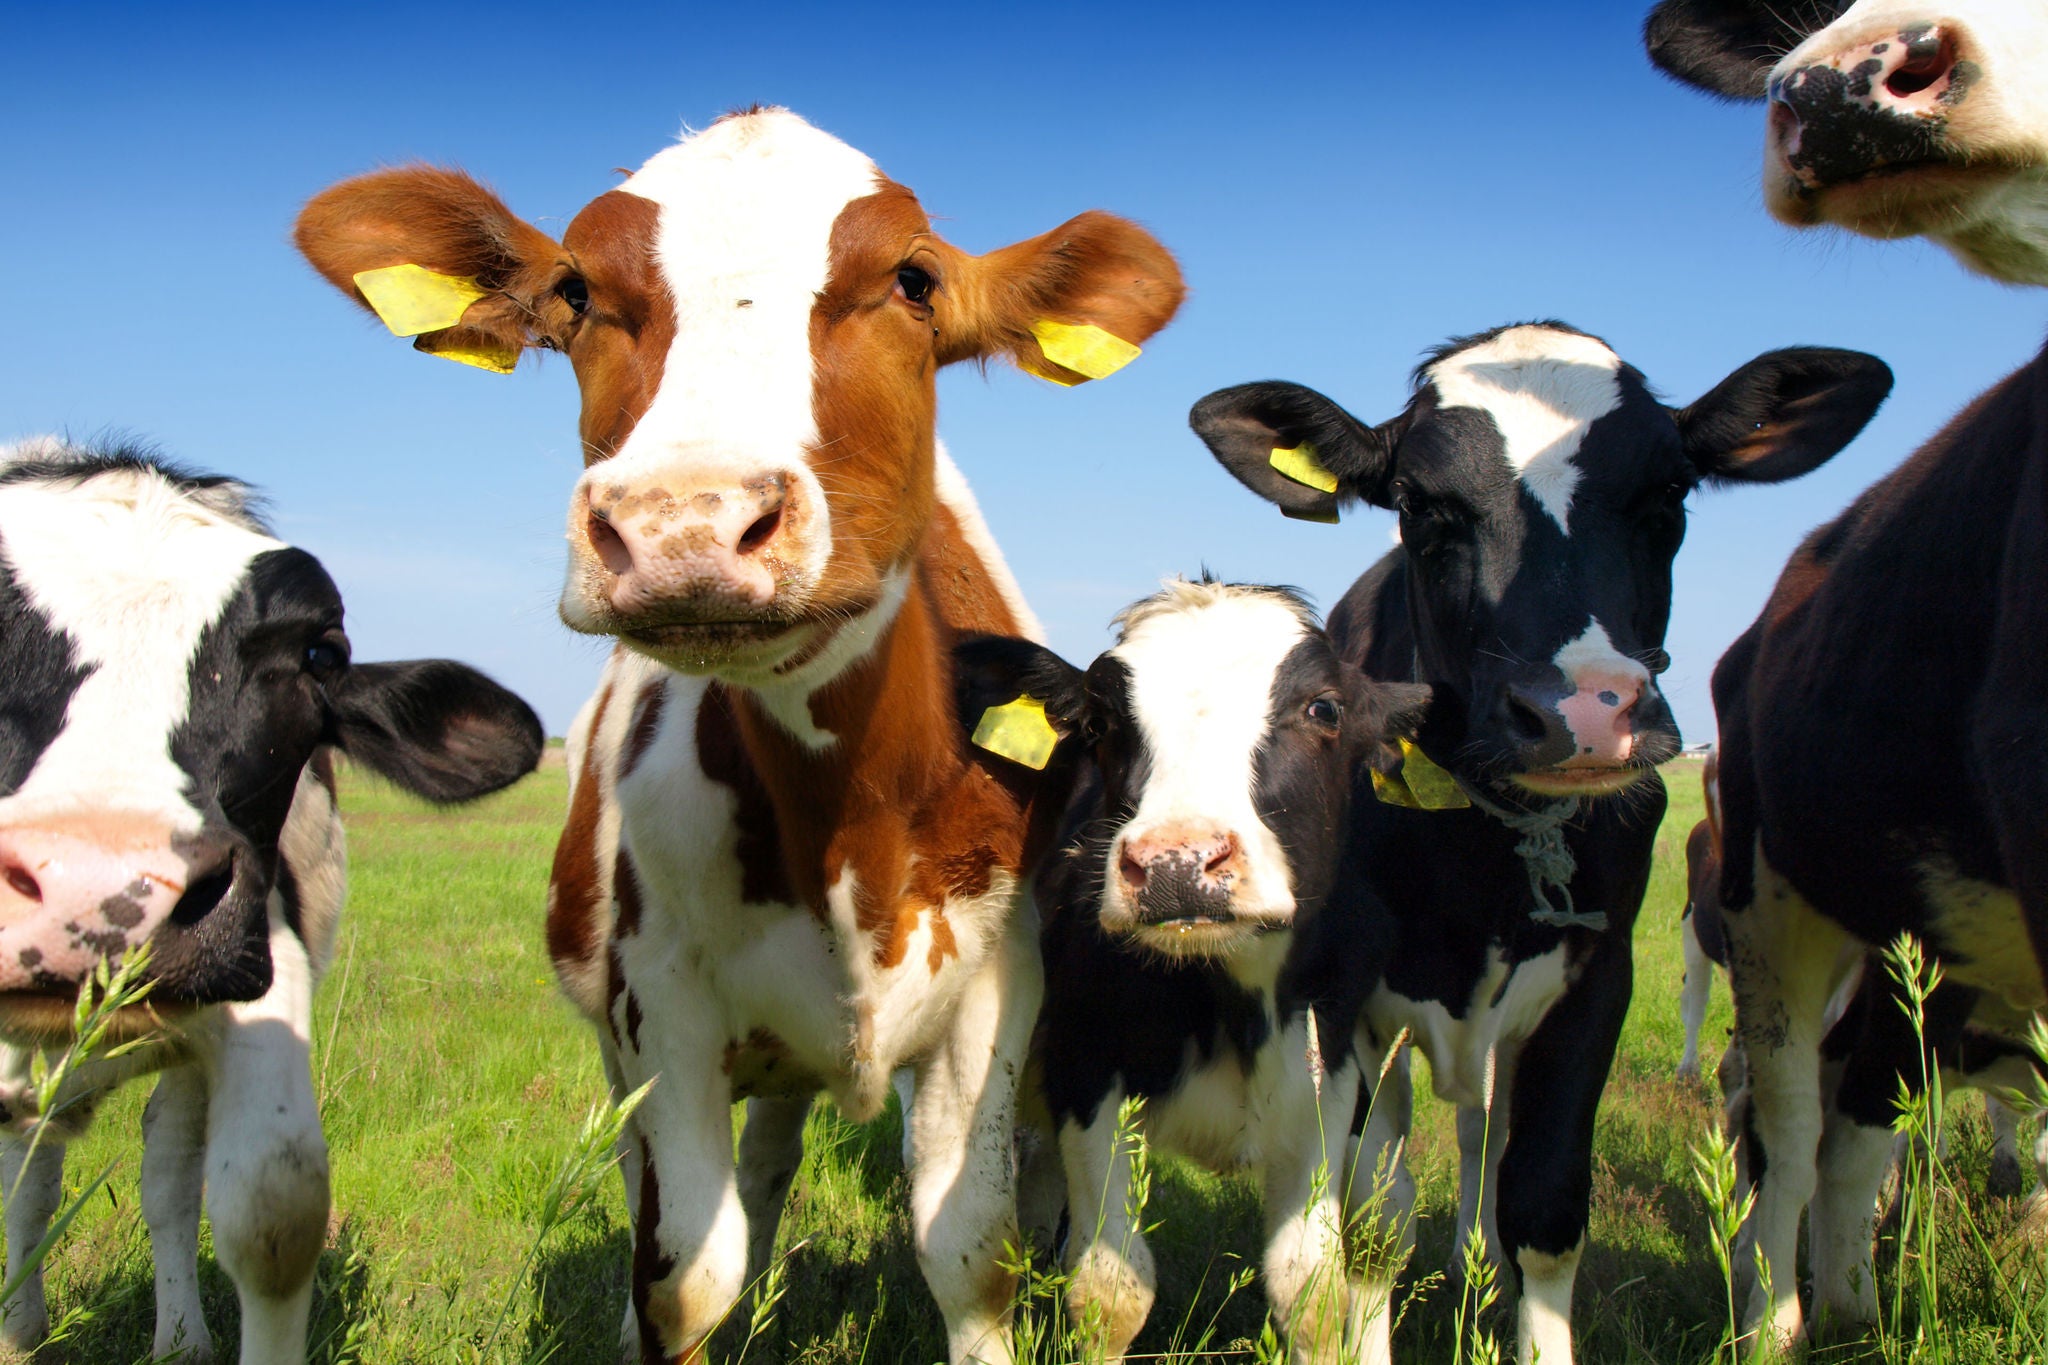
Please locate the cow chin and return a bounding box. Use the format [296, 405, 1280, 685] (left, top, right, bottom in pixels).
[1099, 894, 1292, 964]
[0, 993, 196, 1050]
[1772, 160, 2048, 285]
[1511, 767, 1655, 800]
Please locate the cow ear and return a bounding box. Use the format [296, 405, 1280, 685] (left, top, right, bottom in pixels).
[1675, 347, 1892, 484]
[1644, 0, 1847, 100]
[951, 635, 1091, 767]
[1348, 679, 1433, 775]
[934, 212, 1184, 384]
[330, 660, 544, 803]
[1190, 382, 1399, 520]
[294, 166, 565, 373]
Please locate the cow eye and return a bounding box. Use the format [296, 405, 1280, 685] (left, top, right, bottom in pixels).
[558, 276, 591, 317]
[1305, 695, 1343, 729]
[303, 633, 349, 678]
[896, 266, 935, 307]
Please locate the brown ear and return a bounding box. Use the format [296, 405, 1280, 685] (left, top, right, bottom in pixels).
[293, 166, 564, 370]
[937, 211, 1184, 383]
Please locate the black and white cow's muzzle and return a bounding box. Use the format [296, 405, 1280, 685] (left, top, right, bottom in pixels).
[1463, 658, 1679, 799]
[1102, 819, 1294, 959]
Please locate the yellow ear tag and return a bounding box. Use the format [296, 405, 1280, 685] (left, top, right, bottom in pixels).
[413, 335, 520, 374]
[971, 695, 1060, 770]
[1026, 319, 1141, 384]
[1270, 444, 1339, 493]
[1371, 738, 1471, 811]
[352, 263, 491, 337]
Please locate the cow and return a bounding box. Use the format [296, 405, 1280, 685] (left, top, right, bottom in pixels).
[952, 580, 1429, 1363]
[1645, 0, 2048, 1346]
[0, 440, 543, 1364]
[292, 107, 1184, 1364]
[1189, 321, 1891, 1365]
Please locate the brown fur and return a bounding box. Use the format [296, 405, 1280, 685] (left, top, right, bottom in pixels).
[545, 684, 613, 982]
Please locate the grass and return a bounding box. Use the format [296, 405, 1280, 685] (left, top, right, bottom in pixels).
[6, 757, 2044, 1363]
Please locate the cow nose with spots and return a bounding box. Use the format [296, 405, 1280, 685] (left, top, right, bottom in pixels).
[1499, 671, 1645, 772]
[1770, 25, 1966, 191]
[1117, 825, 1245, 924]
[0, 819, 229, 992]
[582, 473, 795, 618]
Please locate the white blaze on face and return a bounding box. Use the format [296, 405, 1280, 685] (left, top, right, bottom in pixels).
[598, 109, 886, 576]
[1110, 585, 1310, 921]
[1426, 327, 1624, 532]
[0, 467, 280, 829]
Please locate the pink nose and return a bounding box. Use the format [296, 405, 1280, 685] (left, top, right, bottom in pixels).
[0, 819, 216, 991]
[583, 474, 793, 618]
[1771, 25, 1964, 178]
[1117, 824, 1244, 892]
[1555, 672, 1642, 769]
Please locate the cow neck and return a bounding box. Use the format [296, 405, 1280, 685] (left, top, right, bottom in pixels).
[726, 569, 968, 914]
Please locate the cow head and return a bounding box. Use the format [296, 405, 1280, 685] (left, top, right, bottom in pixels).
[296, 108, 1183, 688]
[0, 445, 543, 1041]
[1646, 0, 2048, 285]
[957, 582, 1427, 966]
[1191, 323, 1890, 800]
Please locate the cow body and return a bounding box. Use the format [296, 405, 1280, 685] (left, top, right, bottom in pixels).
[295, 107, 1183, 1363]
[0, 443, 541, 1363]
[1643, 6, 2048, 1343]
[1191, 322, 1890, 1364]
[961, 583, 1427, 1363]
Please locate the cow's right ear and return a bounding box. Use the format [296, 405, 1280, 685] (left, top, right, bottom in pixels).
[329, 659, 544, 803]
[1189, 382, 1399, 521]
[951, 634, 1091, 770]
[1643, 0, 1848, 101]
[1349, 679, 1434, 775]
[294, 166, 565, 372]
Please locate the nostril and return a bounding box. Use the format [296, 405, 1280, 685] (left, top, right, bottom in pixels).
[1887, 32, 1954, 99]
[587, 511, 633, 576]
[1202, 834, 1240, 877]
[1505, 690, 1551, 745]
[1118, 847, 1148, 892]
[737, 505, 783, 556]
[169, 861, 233, 927]
[4, 865, 40, 902]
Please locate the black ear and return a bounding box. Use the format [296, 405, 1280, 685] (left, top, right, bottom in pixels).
[1676, 347, 1891, 485]
[331, 660, 544, 803]
[952, 634, 1090, 755]
[1644, 0, 1849, 100]
[1347, 678, 1433, 775]
[1189, 382, 1398, 520]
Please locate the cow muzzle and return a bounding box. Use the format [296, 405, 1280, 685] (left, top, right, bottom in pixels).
[0, 817, 231, 997]
[1105, 823, 1287, 955]
[1493, 668, 1668, 797]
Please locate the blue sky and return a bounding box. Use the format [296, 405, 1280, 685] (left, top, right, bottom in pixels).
[6, 1, 2042, 738]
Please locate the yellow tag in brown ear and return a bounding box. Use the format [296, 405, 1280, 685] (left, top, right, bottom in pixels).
[414, 334, 520, 374]
[1371, 738, 1471, 810]
[971, 695, 1060, 770]
[1026, 319, 1141, 384]
[353, 264, 491, 337]
[1270, 444, 1339, 493]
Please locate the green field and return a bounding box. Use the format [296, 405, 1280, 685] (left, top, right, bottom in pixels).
[11, 757, 2045, 1362]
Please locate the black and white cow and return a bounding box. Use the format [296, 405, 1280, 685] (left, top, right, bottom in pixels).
[0, 442, 542, 1363]
[1190, 322, 1890, 1365]
[1646, 0, 2048, 1347]
[955, 580, 1428, 1364]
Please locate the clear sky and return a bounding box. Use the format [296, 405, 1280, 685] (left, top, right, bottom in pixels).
[6, 1, 2042, 739]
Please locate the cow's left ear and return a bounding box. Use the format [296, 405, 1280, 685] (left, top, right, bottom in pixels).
[1675, 347, 1892, 485]
[934, 212, 1184, 384]
[1347, 678, 1433, 775]
[951, 635, 1092, 769]
[329, 660, 544, 803]
[1644, 0, 1850, 100]
[1190, 382, 1402, 520]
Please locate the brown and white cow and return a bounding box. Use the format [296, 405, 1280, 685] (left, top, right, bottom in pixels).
[294, 107, 1183, 1363]
[1647, 1, 2048, 1348]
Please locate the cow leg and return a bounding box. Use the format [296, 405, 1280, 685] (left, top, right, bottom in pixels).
[203, 926, 329, 1365]
[1806, 1105, 1891, 1332]
[142, 1065, 214, 1362]
[1259, 1052, 1358, 1365]
[1679, 910, 1714, 1081]
[1724, 851, 1858, 1353]
[1346, 1036, 1415, 1365]
[1496, 930, 1634, 1365]
[1057, 1090, 1154, 1362]
[0, 1131, 64, 1354]
[907, 902, 1039, 1365]
[1449, 1074, 1513, 1291]
[737, 1095, 812, 1286]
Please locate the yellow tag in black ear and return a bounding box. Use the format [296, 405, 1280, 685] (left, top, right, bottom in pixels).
[1371, 738, 1470, 810]
[971, 695, 1060, 770]
[1270, 443, 1339, 493]
[1025, 319, 1141, 384]
[353, 263, 490, 337]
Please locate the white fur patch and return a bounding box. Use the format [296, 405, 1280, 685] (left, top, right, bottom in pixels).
[1426, 327, 1624, 532]
[1548, 620, 1648, 687]
[1106, 586, 1311, 925]
[0, 466, 281, 831]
